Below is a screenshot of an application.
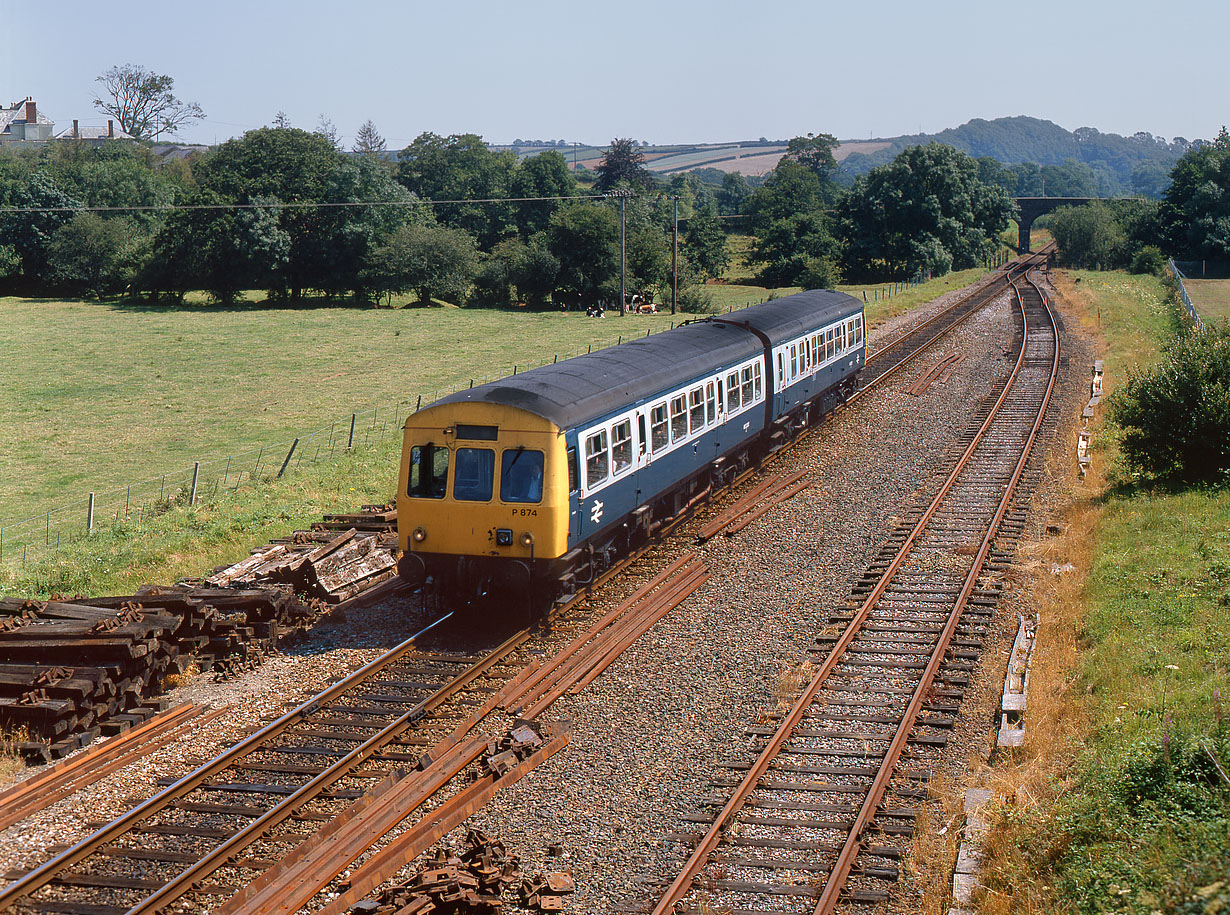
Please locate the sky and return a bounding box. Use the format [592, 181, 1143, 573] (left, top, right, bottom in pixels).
[2, 0, 1225, 149]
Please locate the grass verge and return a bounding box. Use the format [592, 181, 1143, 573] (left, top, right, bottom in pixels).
[977, 269, 1230, 915]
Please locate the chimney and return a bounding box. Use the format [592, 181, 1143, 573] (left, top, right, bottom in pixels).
[108, 120, 114, 139]
[24, 99, 35, 123]
[72, 119, 79, 139]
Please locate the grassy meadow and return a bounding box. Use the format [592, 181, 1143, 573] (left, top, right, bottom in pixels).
[979, 270, 1230, 915]
[1179, 277, 1230, 322]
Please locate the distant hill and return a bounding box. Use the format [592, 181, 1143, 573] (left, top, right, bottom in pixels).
[493, 117, 1201, 196]
[837, 116, 1198, 196]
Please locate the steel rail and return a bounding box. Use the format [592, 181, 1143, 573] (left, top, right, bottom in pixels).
[123, 624, 529, 915]
[813, 270, 1059, 911]
[0, 611, 455, 910]
[649, 257, 1053, 915]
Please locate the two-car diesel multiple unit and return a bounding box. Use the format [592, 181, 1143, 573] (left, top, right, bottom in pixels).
[397, 289, 866, 610]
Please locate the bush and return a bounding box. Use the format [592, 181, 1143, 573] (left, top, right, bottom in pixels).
[677, 285, 718, 314]
[1108, 322, 1230, 485]
[1130, 245, 1167, 275]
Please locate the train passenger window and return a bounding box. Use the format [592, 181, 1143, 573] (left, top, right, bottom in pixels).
[689, 387, 705, 434]
[810, 336, 818, 367]
[501, 448, 544, 503]
[408, 445, 449, 499]
[650, 403, 669, 451]
[706, 381, 716, 424]
[826, 328, 835, 360]
[754, 362, 763, 399]
[567, 447, 578, 493]
[671, 395, 687, 442]
[726, 372, 740, 411]
[790, 344, 797, 378]
[741, 366, 754, 404]
[611, 419, 633, 474]
[585, 430, 609, 488]
[453, 448, 495, 501]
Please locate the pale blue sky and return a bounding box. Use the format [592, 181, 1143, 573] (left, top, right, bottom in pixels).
[2, 0, 1224, 148]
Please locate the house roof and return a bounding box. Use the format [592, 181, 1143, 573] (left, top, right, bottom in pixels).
[0, 100, 54, 133]
[54, 124, 136, 141]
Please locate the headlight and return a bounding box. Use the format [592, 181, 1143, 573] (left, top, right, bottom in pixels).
[520, 532, 534, 547]
[412, 527, 427, 542]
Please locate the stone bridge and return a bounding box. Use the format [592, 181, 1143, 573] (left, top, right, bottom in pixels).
[1013, 197, 1098, 252]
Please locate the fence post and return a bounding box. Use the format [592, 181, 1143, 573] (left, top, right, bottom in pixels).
[87, 492, 95, 534]
[189, 461, 200, 506]
[278, 439, 299, 478]
[348, 414, 356, 449]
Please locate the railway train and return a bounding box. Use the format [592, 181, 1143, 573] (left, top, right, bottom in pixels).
[396, 289, 866, 613]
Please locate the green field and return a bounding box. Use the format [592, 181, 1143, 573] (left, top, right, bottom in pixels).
[981, 270, 1230, 914]
[1179, 277, 1230, 322]
[0, 300, 667, 529]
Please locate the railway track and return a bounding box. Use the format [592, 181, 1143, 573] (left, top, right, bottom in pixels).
[0, 255, 1053, 914]
[647, 268, 1059, 915]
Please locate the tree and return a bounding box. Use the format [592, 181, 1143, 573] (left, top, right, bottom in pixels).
[1158, 131, 1230, 259]
[744, 160, 840, 286]
[511, 150, 577, 237]
[315, 115, 341, 150]
[272, 111, 292, 129]
[1049, 202, 1128, 268]
[840, 144, 1014, 280]
[364, 222, 478, 306]
[548, 202, 620, 305]
[594, 138, 652, 193]
[93, 64, 204, 140]
[46, 213, 142, 298]
[353, 120, 387, 156]
[715, 172, 751, 216]
[397, 132, 518, 247]
[782, 133, 840, 188]
[684, 202, 728, 277]
[0, 172, 82, 283]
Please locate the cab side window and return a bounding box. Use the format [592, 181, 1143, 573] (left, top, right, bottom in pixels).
[501, 449, 544, 503]
[408, 444, 449, 499]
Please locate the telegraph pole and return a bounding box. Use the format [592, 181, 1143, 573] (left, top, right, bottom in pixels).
[672, 196, 679, 314]
[619, 193, 627, 317]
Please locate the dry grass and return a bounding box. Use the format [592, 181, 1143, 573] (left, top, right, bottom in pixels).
[905, 768, 968, 915]
[974, 276, 1106, 914]
[161, 660, 200, 691]
[773, 661, 813, 709]
[0, 725, 31, 786]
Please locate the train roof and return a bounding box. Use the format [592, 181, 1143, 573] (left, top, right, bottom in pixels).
[432, 289, 861, 431]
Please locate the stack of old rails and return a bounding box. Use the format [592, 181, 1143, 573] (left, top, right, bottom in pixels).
[206, 514, 400, 603]
[0, 597, 185, 762]
[0, 584, 316, 761]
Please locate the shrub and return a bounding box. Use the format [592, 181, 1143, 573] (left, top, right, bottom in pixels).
[1130, 245, 1167, 275]
[677, 285, 718, 314]
[1108, 322, 1230, 485]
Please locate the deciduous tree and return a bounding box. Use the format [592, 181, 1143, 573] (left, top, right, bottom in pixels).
[93, 64, 204, 141]
[594, 138, 652, 193]
[365, 222, 478, 306]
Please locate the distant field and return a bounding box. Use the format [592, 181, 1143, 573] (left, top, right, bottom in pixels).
[0, 301, 669, 528]
[1179, 278, 1230, 321]
[497, 139, 892, 176]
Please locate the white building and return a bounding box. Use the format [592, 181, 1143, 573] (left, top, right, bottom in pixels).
[0, 98, 54, 144]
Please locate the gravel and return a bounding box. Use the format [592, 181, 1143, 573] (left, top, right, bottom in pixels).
[0, 272, 1093, 915]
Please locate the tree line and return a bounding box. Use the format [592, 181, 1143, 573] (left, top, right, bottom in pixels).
[1045, 127, 1230, 272]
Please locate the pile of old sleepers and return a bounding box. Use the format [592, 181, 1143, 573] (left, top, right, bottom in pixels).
[0, 585, 311, 763]
[205, 504, 400, 603]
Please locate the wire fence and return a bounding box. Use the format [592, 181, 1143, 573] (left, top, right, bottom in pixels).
[1169, 259, 1207, 332]
[0, 324, 684, 572]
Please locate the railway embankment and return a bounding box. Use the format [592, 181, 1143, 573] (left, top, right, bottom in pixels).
[976, 270, 1230, 915]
